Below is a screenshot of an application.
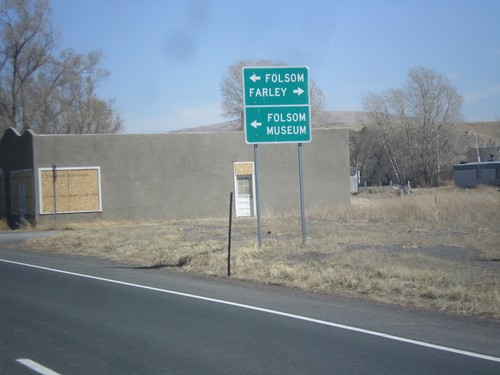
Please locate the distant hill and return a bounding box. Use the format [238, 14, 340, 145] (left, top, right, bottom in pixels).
[173, 111, 371, 133]
[459, 121, 500, 145]
[313, 111, 371, 130]
[174, 119, 242, 133]
[174, 110, 500, 144]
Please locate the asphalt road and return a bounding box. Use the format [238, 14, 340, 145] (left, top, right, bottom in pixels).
[1, 232, 499, 374]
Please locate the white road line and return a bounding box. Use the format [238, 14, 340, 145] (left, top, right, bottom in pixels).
[2, 258, 500, 364]
[16, 359, 61, 375]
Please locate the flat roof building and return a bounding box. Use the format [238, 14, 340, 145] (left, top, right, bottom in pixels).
[453, 161, 500, 188]
[1, 128, 350, 228]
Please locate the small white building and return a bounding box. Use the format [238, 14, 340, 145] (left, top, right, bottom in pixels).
[349, 167, 360, 194]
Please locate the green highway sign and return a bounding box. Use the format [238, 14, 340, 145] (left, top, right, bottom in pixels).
[245, 106, 310, 144]
[243, 66, 311, 144]
[243, 67, 309, 106]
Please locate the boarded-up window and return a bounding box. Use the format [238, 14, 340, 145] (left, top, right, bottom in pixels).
[39, 167, 101, 214]
[234, 162, 254, 176]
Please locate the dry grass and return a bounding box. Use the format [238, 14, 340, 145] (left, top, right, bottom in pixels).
[0, 218, 9, 231]
[20, 186, 500, 319]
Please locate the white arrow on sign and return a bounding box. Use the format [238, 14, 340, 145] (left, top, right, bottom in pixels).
[250, 73, 261, 83]
[293, 87, 304, 96]
[250, 120, 262, 128]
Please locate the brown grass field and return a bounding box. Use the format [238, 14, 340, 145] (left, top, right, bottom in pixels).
[8, 186, 500, 320]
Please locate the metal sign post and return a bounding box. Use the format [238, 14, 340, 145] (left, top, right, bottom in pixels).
[52, 164, 57, 230]
[254, 144, 263, 248]
[298, 143, 306, 245]
[227, 192, 233, 276]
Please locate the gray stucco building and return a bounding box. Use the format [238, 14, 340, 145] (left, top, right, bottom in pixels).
[1, 128, 350, 228]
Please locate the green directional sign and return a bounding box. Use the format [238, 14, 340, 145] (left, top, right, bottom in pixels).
[243, 67, 309, 106]
[243, 66, 311, 144]
[245, 106, 310, 144]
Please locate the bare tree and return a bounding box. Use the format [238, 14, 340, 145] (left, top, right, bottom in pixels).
[0, 0, 54, 129]
[42, 49, 123, 134]
[363, 91, 408, 185]
[309, 78, 326, 123]
[350, 126, 387, 186]
[405, 67, 463, 186]
[220, 59, 326, 130]
[0, 0, 123, 134]
[363, 67, 463, 186]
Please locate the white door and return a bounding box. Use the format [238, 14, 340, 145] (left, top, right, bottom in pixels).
[235, 175, 254, 217]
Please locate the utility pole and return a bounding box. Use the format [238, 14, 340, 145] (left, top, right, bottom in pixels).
[472, 133, 481, 162]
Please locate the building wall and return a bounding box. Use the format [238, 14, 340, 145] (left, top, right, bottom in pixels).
[454, 168, 477, 187]
[467, 146, 499, 163]
[453, 162, 500, 187]
[0, 171, 4, 216]
[0, 128, 35, 227]
[3, 128, 350, 225]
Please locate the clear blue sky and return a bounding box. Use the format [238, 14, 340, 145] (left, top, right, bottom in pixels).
[50, 0, 500, 134]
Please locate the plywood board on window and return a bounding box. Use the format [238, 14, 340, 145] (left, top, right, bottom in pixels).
[39, 167, 101, 214]
[234, 162, 254, 176]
